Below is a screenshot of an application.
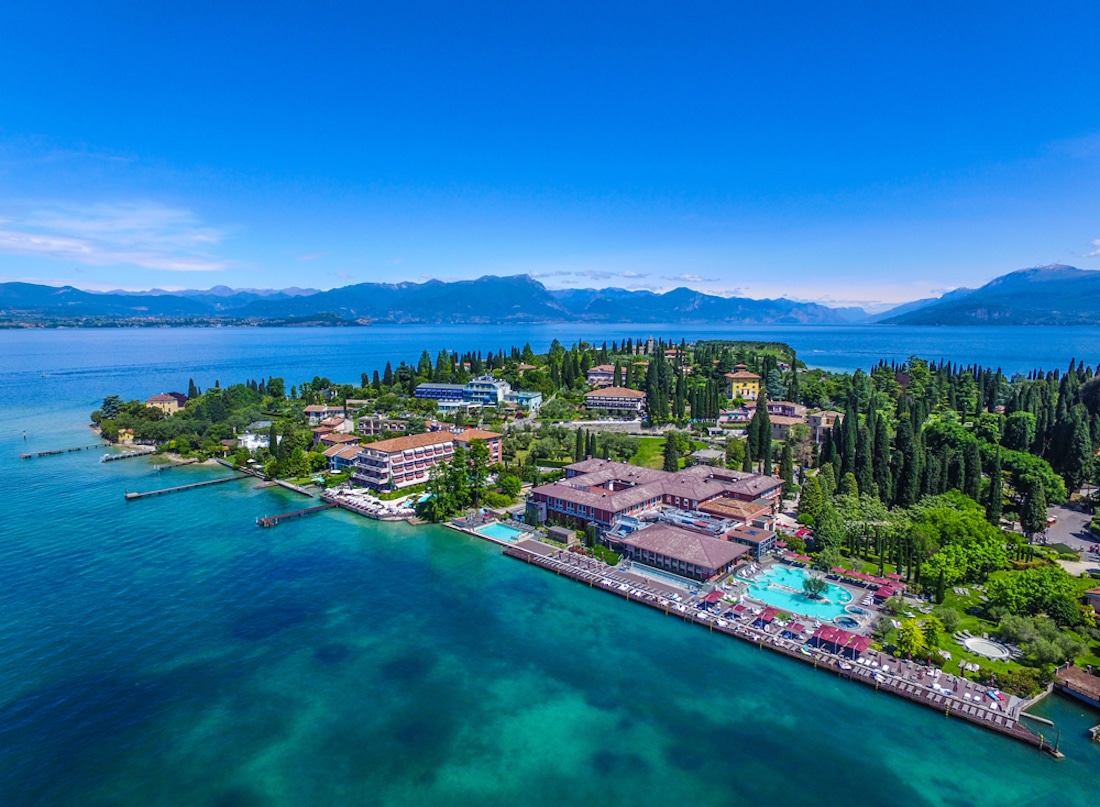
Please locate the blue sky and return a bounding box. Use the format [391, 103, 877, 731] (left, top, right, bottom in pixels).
[1, 2, 1098, 310]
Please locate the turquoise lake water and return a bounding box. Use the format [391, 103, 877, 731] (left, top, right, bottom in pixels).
[1, 326, 1099, 805]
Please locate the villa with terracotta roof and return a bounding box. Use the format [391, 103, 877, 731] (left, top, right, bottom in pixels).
[584, 386, 646, 416]
[723, 365, 761, 400]
[351, 428, 502, 491]
[145, 393, 186, 414]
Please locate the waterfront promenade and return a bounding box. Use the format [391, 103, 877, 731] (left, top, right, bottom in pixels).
[500, 537, 1059, 757]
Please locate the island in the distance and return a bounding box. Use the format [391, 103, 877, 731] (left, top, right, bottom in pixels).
[87, 335, 1100, 755]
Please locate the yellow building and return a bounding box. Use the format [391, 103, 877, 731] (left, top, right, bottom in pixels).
[723, 367, 761, 400]
[145, 393, 182, 414]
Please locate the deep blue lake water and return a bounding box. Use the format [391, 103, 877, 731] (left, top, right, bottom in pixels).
[1, 325, 1098, 806]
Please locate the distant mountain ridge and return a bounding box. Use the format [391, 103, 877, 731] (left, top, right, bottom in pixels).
[879, 265, 1100, 325]
[0, 275, 862, 326]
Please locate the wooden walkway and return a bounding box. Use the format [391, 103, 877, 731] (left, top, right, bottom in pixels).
[502, 543, 1064, 759]
[124, 475, 248, 500]
[256, 503, 335, 527]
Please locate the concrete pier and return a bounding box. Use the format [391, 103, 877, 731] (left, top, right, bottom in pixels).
[257, 503, 336, 527]
[124, 475, 248, 500]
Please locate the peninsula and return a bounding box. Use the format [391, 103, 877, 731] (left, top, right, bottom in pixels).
[89, 335, 1100, 754]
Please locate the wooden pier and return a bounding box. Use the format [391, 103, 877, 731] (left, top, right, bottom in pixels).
[124, 475, 248, 500]
[101, 447, 157, 463]
[256, 503, 336, 528]
[501, 543, 1063, 759]
[21, 443, 107, 459]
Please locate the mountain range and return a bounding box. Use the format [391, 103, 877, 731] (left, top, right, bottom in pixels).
[1, 265, 1098, 326]
[875, 265, 1100, 325]
[0, 275, 860, 326]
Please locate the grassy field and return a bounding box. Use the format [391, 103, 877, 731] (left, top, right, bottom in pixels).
[630, 437, 666, 468]
[628, 437, 707, 470]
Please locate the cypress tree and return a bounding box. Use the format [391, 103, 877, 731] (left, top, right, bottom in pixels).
[986, 449, 1003, 525]
[1020, 479, 1048, 540]
[872, 414, 892, 504]
[574, 428, 585, 462]
[799, 475, 825, 521]
[838, 471, 859, 497]
[383, 362, 394, 387]
[1065, 405, 1093, 493]
[587, 430, 597, 458]
[818, 463, 836, 496]
[963, 440, 982, 501]
[613, 360, 622, 387]
[855, 423, 874, 499]
[662, 434, 681, 472]
[892, 416, 921, 507]
[187, 378, 199, 400]
[935, 571, 945, 605]
[779, 442, 794, 489]
[742, 440, 753, 473]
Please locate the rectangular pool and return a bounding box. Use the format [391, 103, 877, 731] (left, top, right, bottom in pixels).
[475, 522, 526, 542]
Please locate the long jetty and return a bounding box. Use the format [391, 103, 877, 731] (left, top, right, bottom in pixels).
[101, 447, 157, 463]
[21, 443, 107, 459]
[124, 475, 249, 500]
[257, 503, 336, 528]
[501, 542, 1063, 759]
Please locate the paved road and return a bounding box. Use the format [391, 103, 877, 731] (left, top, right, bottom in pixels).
[1043, 504, 1099, 556]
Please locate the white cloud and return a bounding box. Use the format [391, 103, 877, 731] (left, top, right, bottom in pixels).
[661, 272, 717, 283]
[0, 202, 229, 271]
[1087, 238, 1100, 258]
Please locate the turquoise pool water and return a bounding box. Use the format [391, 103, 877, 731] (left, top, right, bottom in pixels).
[476, 522, 526, 542]
[740, 565, 853, 621]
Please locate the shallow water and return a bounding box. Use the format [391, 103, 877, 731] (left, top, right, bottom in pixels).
[1, 327, 1098, 805]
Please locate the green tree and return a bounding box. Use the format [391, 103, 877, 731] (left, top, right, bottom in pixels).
[799, 475, 825, 522]
[986, 448, 1004, 524]
[101, 395, 122, 420]
[813, 544, 843, 572]
[921, 615, 944, 649]
[802, 574, 828, 599]
[896, 619, 928, 659]
[838, 471, 859, 497]
[818, 463, 836, 496]
[1020, 479, 1048, 540]
[814, 504, 845, 549]
[662, 435, 681, 472]
[779, 442, 794, 488]
[468, 439, 491, 506]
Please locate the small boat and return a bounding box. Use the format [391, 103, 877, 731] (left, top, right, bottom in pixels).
[839, 661, 853, 671]
[800, 646, 812, 656]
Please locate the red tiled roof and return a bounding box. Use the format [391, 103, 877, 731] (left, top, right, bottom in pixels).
[585, 386, 645, 399]
[364, 431, 454, 453]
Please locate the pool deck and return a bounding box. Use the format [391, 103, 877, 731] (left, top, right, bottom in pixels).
[501, 541, 1065, 759]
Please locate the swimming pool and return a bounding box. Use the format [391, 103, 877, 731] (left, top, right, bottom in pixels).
[738, 565, 853, 621]
[475, 522, 526, 543]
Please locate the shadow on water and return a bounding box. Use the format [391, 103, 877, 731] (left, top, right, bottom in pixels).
[312, 643, 351, 665]
[232, 604, 314, 642]
[0, 673, 174, 803]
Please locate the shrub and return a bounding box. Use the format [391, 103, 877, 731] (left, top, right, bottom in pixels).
[931, 606, 962, 633]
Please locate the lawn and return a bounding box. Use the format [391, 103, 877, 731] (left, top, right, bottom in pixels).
[629, 437, 707, 470]
[630, 437, 666, 468]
